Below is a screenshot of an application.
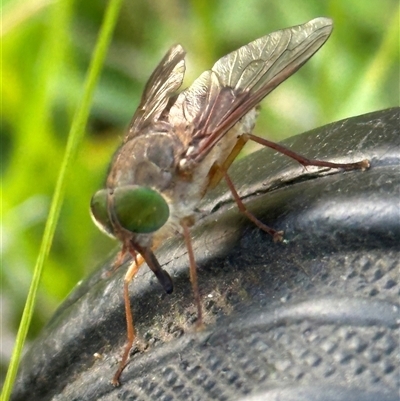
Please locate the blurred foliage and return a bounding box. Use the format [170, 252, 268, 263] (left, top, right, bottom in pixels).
[1, 0, 399, 381]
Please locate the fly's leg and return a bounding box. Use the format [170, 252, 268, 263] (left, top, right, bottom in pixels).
[181, 219, 204, 329]
[209, 132, 369, 242]
[208, 135, 248, 190]
[103, 244, 131, 278]
[112, 253, 143, 386]
[113, 243, 128, 268]
[220, 167, 284, 242]
[112, 246, 174, 386]
[208, 135, 283, 241]
[245, 133, 370, 171]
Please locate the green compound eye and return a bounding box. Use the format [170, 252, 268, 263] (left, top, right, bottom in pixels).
[90, 189, 114, 236]
[113, 186, 169, 233]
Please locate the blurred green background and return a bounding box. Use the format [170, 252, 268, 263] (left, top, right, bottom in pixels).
[1, 0, 398, 381]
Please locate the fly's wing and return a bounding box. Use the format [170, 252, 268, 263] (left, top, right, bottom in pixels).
[168, 18, 333, 164]
[126, 44, 186, 140]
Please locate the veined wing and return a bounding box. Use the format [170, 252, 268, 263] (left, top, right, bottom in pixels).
[168, 18, 333, 165]
[126, 44, 186, 140]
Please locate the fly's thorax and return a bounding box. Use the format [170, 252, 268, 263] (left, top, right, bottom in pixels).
[106, 130, 182, 192]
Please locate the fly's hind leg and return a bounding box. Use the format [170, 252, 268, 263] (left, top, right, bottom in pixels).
[208, 132, 369, 242]
[244, 133, 370, 171]
[220, 167, 284, 242]
[208, 135, 283, 242]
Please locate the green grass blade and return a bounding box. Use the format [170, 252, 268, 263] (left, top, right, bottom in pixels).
[1, 0, 125, 399]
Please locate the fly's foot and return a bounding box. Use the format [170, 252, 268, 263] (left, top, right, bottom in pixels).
[273, 231, 284, 243]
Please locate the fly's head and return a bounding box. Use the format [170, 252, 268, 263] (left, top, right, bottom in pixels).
[90, 184, 170, 253]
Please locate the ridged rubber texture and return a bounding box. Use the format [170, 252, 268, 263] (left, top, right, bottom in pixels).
[12, 108, 399, 401]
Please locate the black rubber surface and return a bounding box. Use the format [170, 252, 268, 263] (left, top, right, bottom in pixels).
[12, 107, 400, 401]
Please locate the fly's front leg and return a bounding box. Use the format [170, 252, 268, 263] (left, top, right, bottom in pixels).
[112, 253, 143, 386]
[103, 243, 131, 279]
